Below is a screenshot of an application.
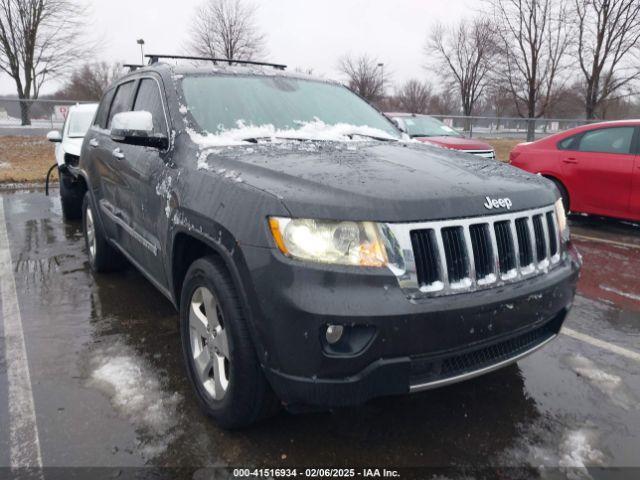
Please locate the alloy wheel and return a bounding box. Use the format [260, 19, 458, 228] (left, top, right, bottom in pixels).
[189, 286, 230, 400]
[85, 207, 97, 260]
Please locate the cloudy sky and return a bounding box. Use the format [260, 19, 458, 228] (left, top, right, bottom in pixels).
[0, 0, 477, 96]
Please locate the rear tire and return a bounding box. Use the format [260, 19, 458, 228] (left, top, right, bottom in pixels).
[60, 170, 83, 221]
[82, 193, 124, 273]
[180, 256, 279, 429]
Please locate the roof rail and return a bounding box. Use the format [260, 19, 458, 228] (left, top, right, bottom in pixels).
[145, 54, 287, 71]
[123, 64, 145, 72]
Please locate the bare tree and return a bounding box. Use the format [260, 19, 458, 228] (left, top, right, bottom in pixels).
[574, 0, 640, 119]
[428, 89, 459, 115]
[483, 83, 517, 129]
[427, 18, 497, 124]
[488, 0, 572, 140]
[188, 0, 266, 61]
[338, 54, 385, 103]
[396, 79, 431, 113]
[55, 62, 123, 101]
[0, 0, 88, 125]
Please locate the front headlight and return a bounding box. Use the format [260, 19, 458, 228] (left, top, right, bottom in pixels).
[269, 217, 395, 267]
[555, 198, 570, 241]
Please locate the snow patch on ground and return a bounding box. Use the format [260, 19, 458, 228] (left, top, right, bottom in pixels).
[564, 353, 638, 411]
[504, 425, 605, 477]
[558, 429, 605, 468]
[0, 161, 10, 169]
[187, 119, 398, 147]
[87, 341, 183, 459]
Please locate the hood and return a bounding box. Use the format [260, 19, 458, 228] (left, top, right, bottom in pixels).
[61, 137, 84, 157]
[198, 141, 557, 222]
[415, 136, 494, 151]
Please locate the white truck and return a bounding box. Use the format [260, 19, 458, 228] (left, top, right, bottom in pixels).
[47, 103, 98, 219]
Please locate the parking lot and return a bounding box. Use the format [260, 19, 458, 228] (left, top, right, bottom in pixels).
[0, 188, 639, 476]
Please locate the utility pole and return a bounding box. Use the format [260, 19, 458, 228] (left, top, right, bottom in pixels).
[377, 63, 384, 96]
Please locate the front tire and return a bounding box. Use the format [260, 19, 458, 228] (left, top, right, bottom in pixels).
[82, 193, 124, 273]
[60, 170, 83, 221]
[180, 256, 279, 429]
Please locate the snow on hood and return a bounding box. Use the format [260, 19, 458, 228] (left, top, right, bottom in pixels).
[187, 119, 399, 147]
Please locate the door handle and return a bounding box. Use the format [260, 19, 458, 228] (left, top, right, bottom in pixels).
[112, 148, 125, 160]
[563, 157, 578, 164]
[89, 138, 99, 148]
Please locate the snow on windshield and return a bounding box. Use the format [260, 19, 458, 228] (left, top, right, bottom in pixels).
[180, 74, 401, 144]
[187, 118, 398, 147]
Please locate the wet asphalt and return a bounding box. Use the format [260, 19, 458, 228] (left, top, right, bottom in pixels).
[0, 189, 638, 474]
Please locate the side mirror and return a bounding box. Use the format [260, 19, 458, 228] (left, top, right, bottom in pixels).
[110, 111, 168, 149]
[47, 130, 62, 143]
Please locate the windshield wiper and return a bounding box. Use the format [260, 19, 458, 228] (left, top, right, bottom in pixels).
[240, 136, 310, 143]
[240, 134, 397, 143]
[346, 133, 397, 142]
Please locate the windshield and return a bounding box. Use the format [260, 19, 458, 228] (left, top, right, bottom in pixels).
[397, 116, 462, 138]
[180, 75, 400, 142]
[67, 110, 95, 138]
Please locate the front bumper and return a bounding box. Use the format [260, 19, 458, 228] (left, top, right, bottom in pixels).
[462, 149, 496, 159]
[240, 243, 580, 407]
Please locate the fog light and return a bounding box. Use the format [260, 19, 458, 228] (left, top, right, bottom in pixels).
[325, 324, 344, 345]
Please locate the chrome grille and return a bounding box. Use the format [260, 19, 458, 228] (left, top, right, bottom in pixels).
[546, 212, 558, 257]
[410, 229, 440, 286]
[441, 226, 469, 283]
[532, 215, 547, 262]
[494, 220, 516, 274]
[515, 218, 533, 267]
[469, 224, 493, 280]
[387, 205, 562, 297]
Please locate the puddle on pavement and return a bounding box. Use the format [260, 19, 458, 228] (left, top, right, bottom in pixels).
[2, 191, 639, 470]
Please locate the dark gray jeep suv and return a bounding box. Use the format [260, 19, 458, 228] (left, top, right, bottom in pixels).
[69, 55, 581, 428]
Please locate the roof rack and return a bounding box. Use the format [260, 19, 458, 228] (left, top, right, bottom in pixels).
[145, 54, 287, 70]
[123, 64, 145, 72]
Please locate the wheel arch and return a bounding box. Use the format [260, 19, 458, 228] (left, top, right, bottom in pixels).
[170, 228, 270, 365]
[170, 228, 254, 316]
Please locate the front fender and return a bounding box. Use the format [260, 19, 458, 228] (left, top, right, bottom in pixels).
[168, 211, 272, 367]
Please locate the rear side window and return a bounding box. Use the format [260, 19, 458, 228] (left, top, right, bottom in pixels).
[107, 81, 135, 128]
[133, 78, 168, 136]
[578, 127, 635, 154]
[558, 135, 579, 151]
[94, 89, 115, 129]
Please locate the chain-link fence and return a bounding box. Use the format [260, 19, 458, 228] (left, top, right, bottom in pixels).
[430, 115, 595, 141]
[0, 99, 597, 141]
[0, 98, 92, 135]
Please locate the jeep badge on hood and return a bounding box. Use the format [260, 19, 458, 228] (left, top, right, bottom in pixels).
[484, 196, 513, 210]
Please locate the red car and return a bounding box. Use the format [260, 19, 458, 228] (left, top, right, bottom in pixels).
[510, 120, 640, 222]
[387, 113, 496, 159]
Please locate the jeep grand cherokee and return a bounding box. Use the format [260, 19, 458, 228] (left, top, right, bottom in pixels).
[69, 56, 581, 428]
